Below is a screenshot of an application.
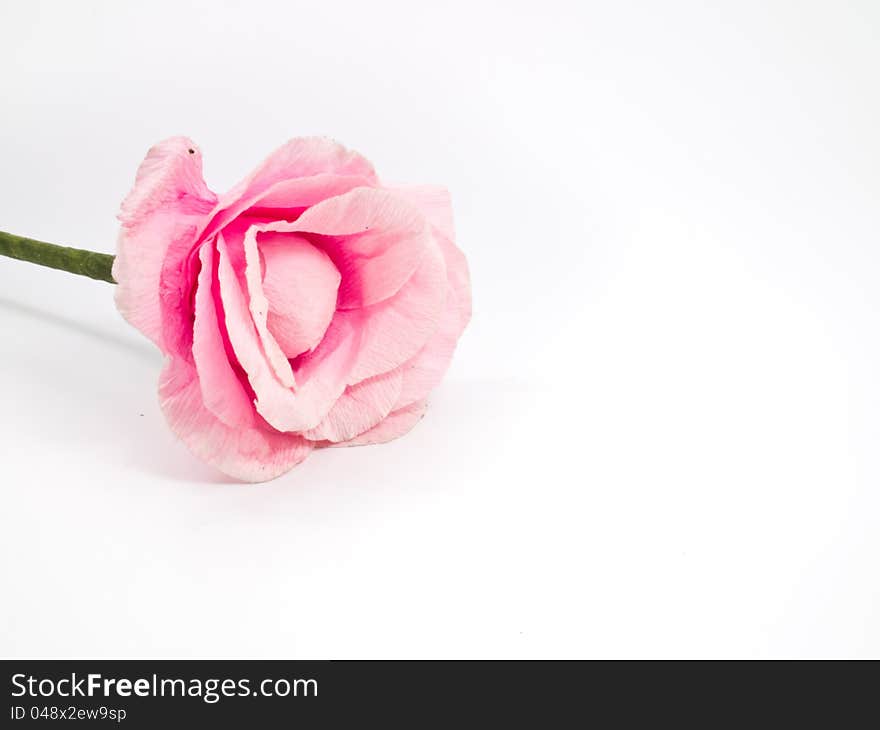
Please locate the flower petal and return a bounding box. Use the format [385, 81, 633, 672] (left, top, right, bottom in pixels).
[217, 233, 355, 432]
[255, 231, 341, 361]
[253, 187, 431, 310]
[276, 220, 447, 394]
[385, 184, 471, 329]
[191, 242, 255, 428]
[114, 137, 216, 354]
[254, 174, 374, 213]
[201, 138, 378, 242]
[387, 184, 455, 242]
[241, 227, 295, 388]
[302, 368, 403, 443]
[436, 231, 472, 331]
[395, 231, 473, 407]
[159, 357, 312, 482]
[345, 237, 447, 384]
[326, 399, 428, 447]
[395, 290, 462, 409]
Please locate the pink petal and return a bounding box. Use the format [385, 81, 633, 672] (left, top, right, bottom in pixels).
[436, 231, 472, 331]
[114, 137, 216, 354]
[385, 184, 471, 330]
[216, 234, 299, 420]
[240, 226, 296, 388]
[302, 368, 403, 443]
[345, 237, 447, 384]
[159, 357, 312, 482]
[201, 138, 378, 242]
[217, 234, 353, 432]
[258, 232, 341, 360]
[395, 289, 462, 409]
[284, 313, 363, 427]
[395, 231, 473, 407]
[327, 399, 428, 447]
[253, 187, 431, 310]
[191, 242, 255, 428]
[387, 184, 455, 242]
[287, 245, 445, 402]
[255, 173, 375, 212]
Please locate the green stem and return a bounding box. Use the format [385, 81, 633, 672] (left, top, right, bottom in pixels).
[0, 230, 115, 284]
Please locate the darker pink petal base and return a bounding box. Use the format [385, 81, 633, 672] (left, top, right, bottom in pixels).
[116, 136, 471, 481]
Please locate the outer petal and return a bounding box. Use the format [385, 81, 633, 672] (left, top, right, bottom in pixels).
[114, 137, 217, 353]
[390, 185, 471, 329]
[395, 287, 462, 409]
[159, 357, 312, 482]
[436, 232, 472, 331]
[326, 399, 428, 447]
[345, 238, 447, 384]
[302, 368, 404, 443]
[254, 173, 374, 213]
[201, 137, 378, 241]
[387, 184, 455, 242]
[395, 230, 472, 407]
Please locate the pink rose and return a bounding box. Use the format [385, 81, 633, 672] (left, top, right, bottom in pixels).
[113, 137, 471, 481]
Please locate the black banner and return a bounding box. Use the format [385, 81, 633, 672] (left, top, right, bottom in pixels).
[2, 659, 875, 726]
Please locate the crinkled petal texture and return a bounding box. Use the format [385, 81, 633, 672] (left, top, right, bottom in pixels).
[115, 137, 471, 482]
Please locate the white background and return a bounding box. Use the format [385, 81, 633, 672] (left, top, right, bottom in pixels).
[1, 0, 878, 658]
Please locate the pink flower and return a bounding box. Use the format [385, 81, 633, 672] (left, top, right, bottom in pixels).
[113, 137, 471, 481]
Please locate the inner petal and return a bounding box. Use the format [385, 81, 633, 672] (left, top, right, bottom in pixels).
[259, 231, 341, 360]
